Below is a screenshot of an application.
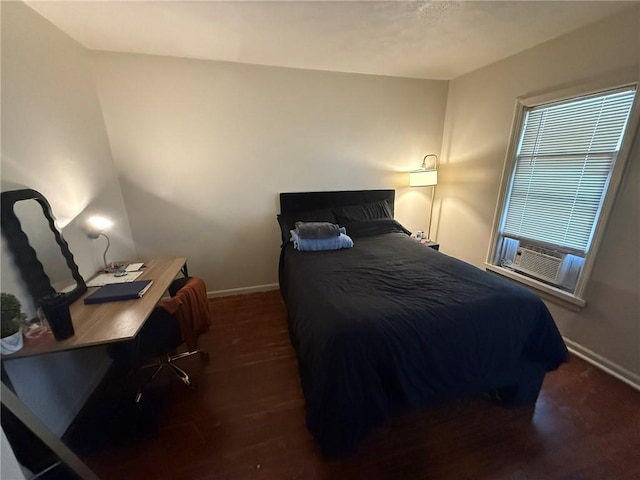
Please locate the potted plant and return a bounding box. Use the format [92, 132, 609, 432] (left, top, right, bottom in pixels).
[1, 292, 25, 355]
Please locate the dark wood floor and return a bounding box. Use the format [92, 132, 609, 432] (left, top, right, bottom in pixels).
[79, 291, 640, 479]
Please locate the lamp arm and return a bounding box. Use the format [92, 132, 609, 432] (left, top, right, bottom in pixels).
[421, 154, 439, 170]
[99, 232, 111, 270]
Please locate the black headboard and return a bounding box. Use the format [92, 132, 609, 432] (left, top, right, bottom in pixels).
[279, 189, 395, 216]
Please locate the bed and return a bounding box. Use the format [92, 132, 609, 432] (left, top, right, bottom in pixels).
[277, 189, 568, 456]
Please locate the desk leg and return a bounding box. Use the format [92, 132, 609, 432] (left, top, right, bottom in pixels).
[1, 383, 101, 480]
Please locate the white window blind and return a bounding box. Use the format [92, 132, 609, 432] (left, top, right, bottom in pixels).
[502, 87, 636, 253]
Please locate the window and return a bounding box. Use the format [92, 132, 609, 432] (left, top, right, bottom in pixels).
[488, 85, 637, 306]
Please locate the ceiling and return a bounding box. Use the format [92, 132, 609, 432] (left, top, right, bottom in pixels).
[25, 1, 635, 80]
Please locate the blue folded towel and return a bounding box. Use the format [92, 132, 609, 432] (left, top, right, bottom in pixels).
[290, 229, 353, 251]
[295, 221, 340, 239]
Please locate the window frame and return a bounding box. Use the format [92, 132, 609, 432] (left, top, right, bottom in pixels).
[486, 79, 640, 308]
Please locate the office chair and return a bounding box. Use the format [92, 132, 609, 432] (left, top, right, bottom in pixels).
[109, 276, 211, 403]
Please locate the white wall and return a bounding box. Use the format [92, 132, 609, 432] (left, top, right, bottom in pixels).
[90, 53, 449, 293]
[1, 1, 136, 435]
[439, 7, 640, 382]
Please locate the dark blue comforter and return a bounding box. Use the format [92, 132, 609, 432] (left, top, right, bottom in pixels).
[279, 220, 568, 455]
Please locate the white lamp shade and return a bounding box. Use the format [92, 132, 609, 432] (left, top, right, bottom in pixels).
[409, 169, 438, 187]
[86, 216, 113, 238]
[88, 216, 112, 230]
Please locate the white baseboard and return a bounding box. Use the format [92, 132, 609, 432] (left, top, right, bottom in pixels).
[563, 337, 640, 392]
[207, 283, 279, 298]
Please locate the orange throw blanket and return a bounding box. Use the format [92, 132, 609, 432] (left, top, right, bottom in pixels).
[159, 277, 210, 351]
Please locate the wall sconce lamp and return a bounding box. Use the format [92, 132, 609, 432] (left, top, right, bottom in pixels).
[409, 154, 439, 241]
[86, 216, 114, 271]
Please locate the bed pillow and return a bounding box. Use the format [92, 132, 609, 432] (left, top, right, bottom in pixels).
[334, 200, 393, 224]
[290, 229, 354, 251]
[342, 218, 412, 238]
[277, 208, 337, 246]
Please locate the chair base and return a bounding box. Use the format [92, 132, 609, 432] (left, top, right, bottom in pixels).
[135, 350, 210, 404]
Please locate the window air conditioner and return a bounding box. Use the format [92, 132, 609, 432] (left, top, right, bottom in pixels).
[513, 246, 566, 285]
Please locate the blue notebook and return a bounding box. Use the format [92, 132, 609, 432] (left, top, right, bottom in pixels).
[84, 280, 153, 304]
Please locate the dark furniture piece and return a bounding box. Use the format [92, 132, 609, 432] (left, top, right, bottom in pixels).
[1, 256, 192, 475]
[1, 383, 99, 479]
[278, 189, 568, 456]
[0, 188, 204, 472]
[422, 240, 439, 250]
[109, 276, 210, 403]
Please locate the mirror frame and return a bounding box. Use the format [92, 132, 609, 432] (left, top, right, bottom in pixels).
[1, 189, 87, 305]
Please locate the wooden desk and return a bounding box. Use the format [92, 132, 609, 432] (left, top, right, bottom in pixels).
[4, 257, 187, 359]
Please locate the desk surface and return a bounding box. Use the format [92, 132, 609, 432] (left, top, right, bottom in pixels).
[4, 257, 187, 359]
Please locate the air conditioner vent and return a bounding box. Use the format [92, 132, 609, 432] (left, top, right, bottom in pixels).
[513, 246, 565, 284]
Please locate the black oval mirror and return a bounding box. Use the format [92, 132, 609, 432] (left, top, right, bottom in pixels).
[1, 189, 86, 306]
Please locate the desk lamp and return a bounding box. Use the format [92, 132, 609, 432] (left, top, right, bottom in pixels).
[409, 154, 439, 241]
[86, 216, 115, 272]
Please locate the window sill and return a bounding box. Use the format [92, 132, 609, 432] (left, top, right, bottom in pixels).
[484, 264, 586, 310]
